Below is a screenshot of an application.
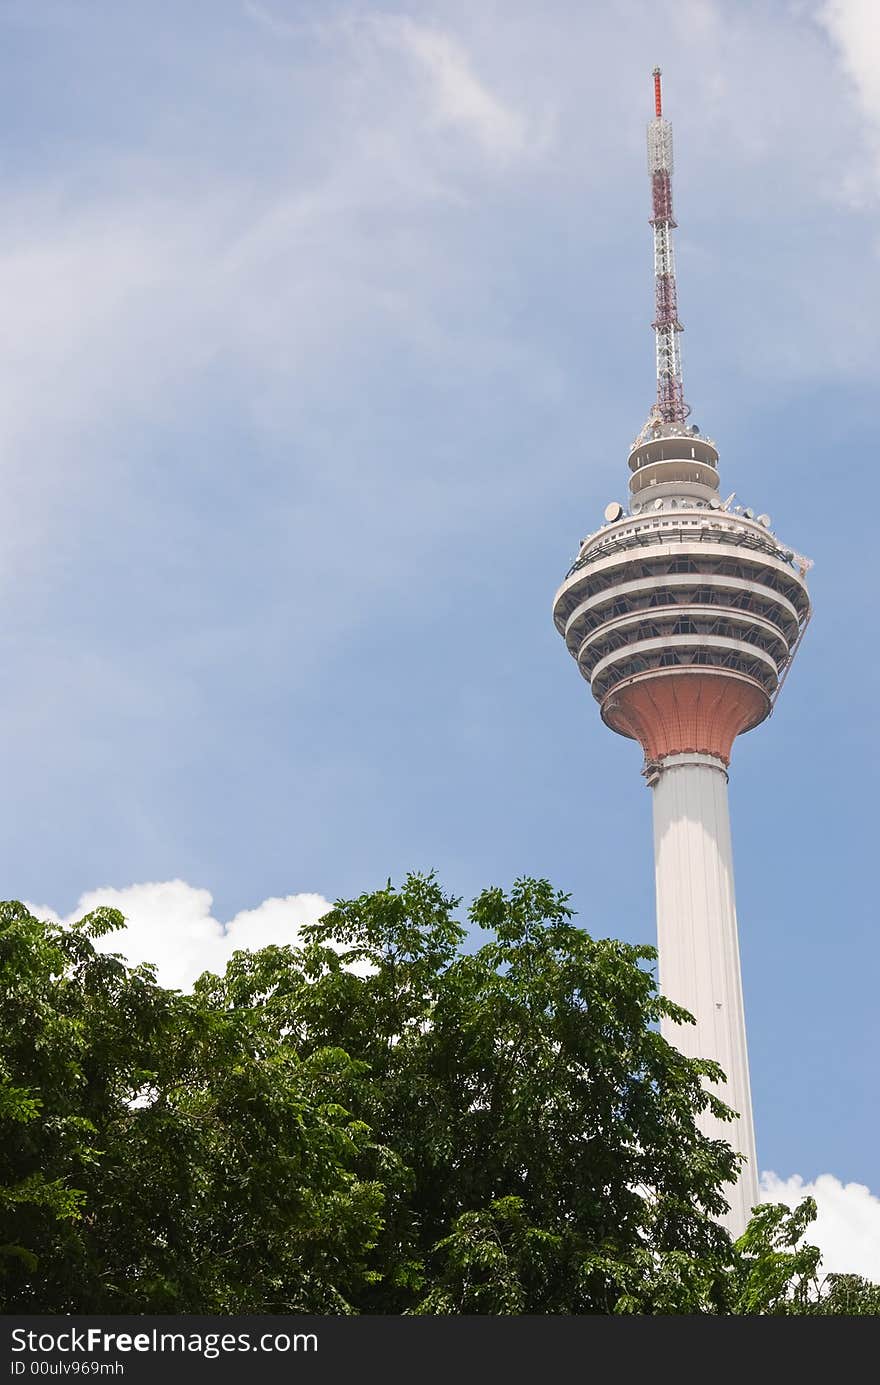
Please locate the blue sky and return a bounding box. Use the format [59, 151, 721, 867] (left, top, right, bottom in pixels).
[2, 1, 879, 1270]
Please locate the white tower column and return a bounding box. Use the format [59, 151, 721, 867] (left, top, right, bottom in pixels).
[651, 751, 759, 1237]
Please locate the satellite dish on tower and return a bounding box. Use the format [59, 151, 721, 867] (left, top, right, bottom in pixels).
[709, 496, 722, 510]
[743, 506, 754, 519]
[757, 513, 771, 528]
[604, 502, 624, 523]
[653, 498, 664, 510]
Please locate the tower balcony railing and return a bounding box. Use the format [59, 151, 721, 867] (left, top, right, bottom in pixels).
[627, 436, 719, 471]
[575, 609, 789, 680]
[566, 521, 794, 579]
[554, 541, 810, 631]
[562, 574, 801, 654]
[589, 637, 779, 703]
[629, 459, 719, 493]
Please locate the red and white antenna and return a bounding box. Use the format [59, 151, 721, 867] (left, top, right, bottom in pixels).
[647, 68, 688, 424]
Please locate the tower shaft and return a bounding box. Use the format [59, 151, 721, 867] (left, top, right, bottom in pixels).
[652, 753, 758, 1236]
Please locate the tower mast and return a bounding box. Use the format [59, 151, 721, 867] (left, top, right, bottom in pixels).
[648, 67, 687, 425]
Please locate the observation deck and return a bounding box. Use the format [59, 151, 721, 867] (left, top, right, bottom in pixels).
[552, 428, 811, 768]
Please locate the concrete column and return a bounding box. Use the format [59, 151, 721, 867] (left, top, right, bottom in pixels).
[651, 751, 758, 1237]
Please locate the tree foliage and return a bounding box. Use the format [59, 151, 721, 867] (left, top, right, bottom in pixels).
[0, 876, 874, 1314]
[0, 900, 388, 1311]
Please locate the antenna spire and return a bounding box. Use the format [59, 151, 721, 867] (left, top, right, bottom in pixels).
[653, 65, 663, 117]
[647, 68, 688, 425]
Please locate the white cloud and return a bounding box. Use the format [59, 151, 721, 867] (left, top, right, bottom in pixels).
[821, 0, 880, 123]
[244, 6, 537, 164]
[29, 879, 332, 991]
[241, 0, 299, 41]
[820, 0, 880, 192]
[760, 1170, 880, 1281]
[0, 22, 552, 591]
[380, 17, 531, 162]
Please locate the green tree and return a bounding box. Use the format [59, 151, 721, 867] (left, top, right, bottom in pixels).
[1, 875, 875, 1314]
[291, 875, 739, 1311]
[810, 1274, 880, 1315]
[0, 901, 392, 1311]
